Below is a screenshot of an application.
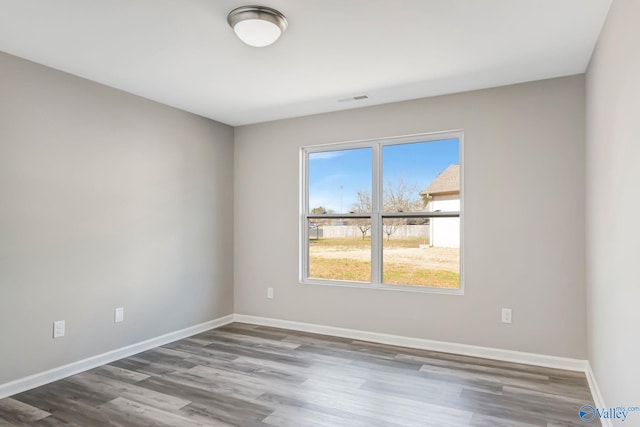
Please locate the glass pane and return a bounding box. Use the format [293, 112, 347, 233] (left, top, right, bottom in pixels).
[309, 148, 372, 215]
[382, 139, 460, 213]
[382, 217, 460, 288]
[308, 218, 371, 282]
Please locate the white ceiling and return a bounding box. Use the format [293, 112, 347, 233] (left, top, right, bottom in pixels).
[0, 0, 611, 126]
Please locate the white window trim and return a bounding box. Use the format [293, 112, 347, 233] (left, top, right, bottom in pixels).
[300, 130, 464, 295]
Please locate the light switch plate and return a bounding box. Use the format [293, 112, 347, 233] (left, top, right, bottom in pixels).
[115, 307, 124, 323]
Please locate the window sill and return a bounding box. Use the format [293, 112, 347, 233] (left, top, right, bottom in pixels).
[300, 278, 464, 295]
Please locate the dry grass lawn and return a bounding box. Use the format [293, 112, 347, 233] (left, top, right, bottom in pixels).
[309, 237, 459, 288]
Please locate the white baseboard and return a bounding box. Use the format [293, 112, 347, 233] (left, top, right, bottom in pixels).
[234, 314, 589, 372]
[585, 362, 612, 427]
[0, 314, 234, 400]
[1, 313, 594, 404]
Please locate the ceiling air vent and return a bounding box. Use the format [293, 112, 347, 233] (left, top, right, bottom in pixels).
[338, 95, 369, 103]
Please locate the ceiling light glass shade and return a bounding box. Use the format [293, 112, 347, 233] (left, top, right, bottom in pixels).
[227, 6, 288, 47]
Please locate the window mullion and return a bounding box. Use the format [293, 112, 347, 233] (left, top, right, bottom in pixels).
[371, 143, 382, 285]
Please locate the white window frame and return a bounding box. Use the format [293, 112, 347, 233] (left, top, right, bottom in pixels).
[300, 130, 464, 295]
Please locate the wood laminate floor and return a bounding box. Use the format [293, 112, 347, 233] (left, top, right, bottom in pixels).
[0, 323, 598, 426]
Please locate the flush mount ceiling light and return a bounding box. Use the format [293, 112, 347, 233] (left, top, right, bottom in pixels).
[227, 5, 288, 47]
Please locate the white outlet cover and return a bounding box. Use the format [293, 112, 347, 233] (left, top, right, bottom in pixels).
[267, 288, 274, 299]
[501, 308, 513, 324]
[53, 320, 65, 338]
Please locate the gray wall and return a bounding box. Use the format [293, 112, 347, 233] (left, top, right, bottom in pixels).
[235, 75, 587, 358]
[0, 52, 234, 384]
[586, 0, 640, 407]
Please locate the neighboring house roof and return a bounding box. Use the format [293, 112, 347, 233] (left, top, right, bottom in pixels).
[420, 164, 460, 196]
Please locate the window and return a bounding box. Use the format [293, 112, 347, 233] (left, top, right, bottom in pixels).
[301, 132, 463, 293]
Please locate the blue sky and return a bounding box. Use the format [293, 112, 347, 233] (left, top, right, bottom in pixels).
[309, 138, 459, 213]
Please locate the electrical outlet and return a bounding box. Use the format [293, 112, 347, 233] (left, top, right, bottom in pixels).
[114, 307, 124, 323]
[53, 320, 65, 338]
[267, 287, 274, 299]
[501, 308, 513, 324]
